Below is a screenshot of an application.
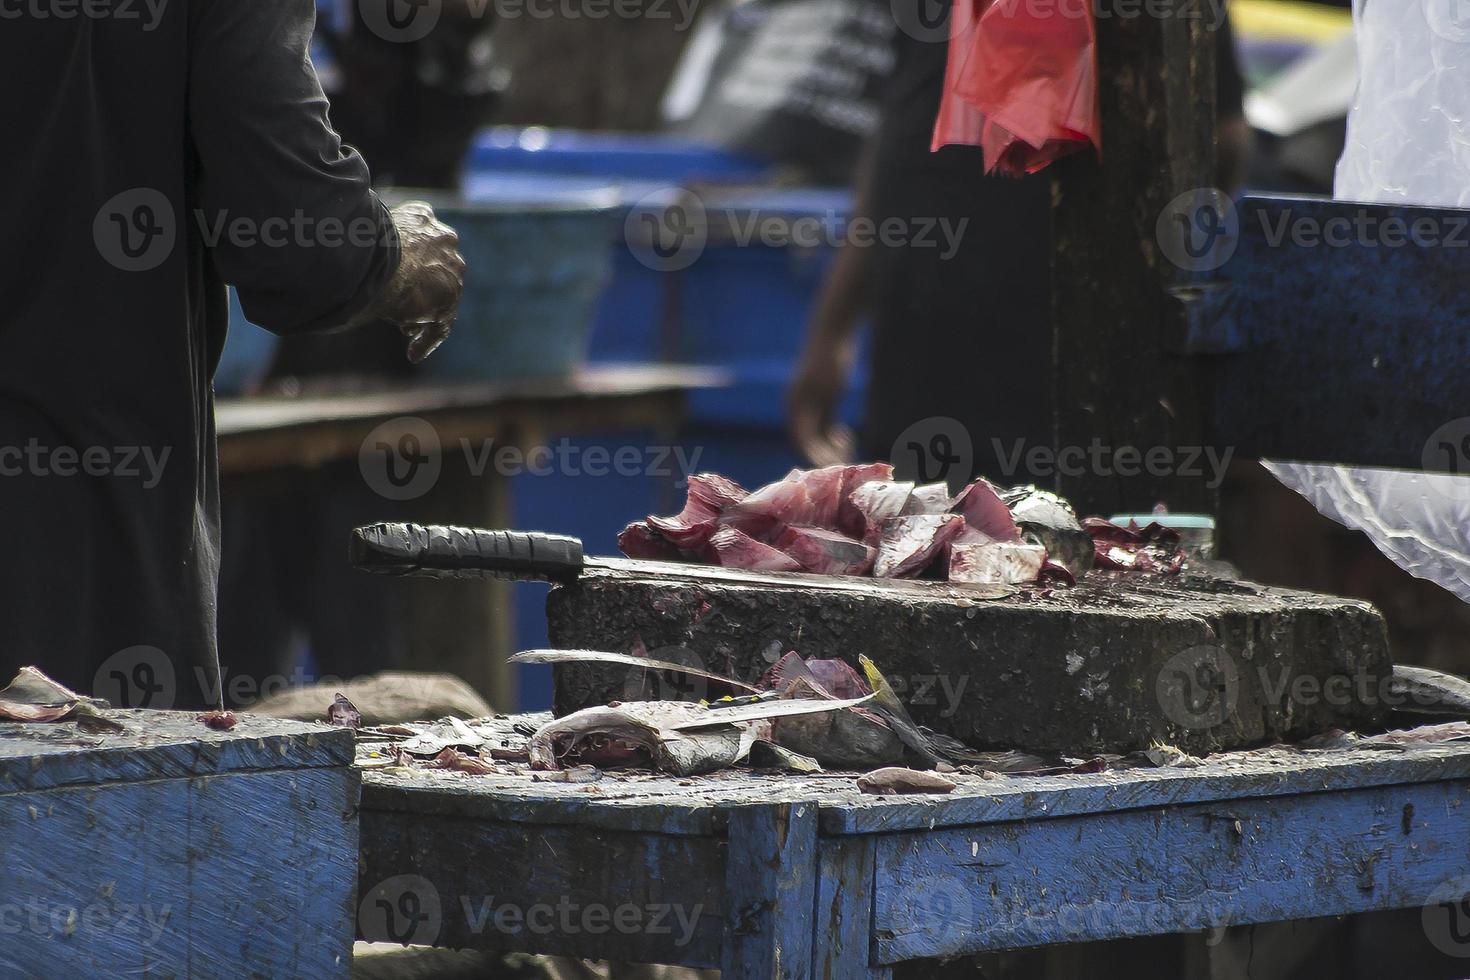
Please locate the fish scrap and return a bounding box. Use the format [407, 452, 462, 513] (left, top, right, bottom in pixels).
[618, 465, 1137, 587]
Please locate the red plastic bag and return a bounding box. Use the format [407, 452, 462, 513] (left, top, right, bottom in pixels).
[932, 0, 1101, 176]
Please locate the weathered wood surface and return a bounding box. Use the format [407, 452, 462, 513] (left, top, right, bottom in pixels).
[0, 710, 353, 793]
[814, 837, 890, 979]
[216, 365, 725, 474]
[358, 718, 1470, 971]
[0, 713, 358, 979]
[360, 717, 1470, 837]
[872, 777, 1470, 962]
[722, 803, 819, 978]
[548, 568, 1391, 755]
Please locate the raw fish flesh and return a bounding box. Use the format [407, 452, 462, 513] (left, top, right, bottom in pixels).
[617, 521, 685, 561]
[846, 480, 915, 541]
[901, 483, 954, 515]
[1083, 517, 1185, 573]
[874, 514, 966, 578]
[706, 527, 803, 572]
[952, 478, 1022, 542]
[775, 525, 877, 576]
[949, 541, 1047, 585]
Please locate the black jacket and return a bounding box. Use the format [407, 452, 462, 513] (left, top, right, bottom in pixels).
[0, 0, 398, 704]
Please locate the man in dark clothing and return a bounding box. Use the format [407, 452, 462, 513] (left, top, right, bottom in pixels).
[789, 7, 1248, 485]
[0, 0, 464, 704]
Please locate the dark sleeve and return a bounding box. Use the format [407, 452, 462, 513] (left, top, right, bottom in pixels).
[1215, 7, 1246, 122]
[187, 0, 399, 335]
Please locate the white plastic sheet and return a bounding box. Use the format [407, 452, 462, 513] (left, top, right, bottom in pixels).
[1263, 0, 1470, 602]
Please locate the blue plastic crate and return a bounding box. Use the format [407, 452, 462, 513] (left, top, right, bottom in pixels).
[416, 177, 623, 381]
[469, 127, 772, 184]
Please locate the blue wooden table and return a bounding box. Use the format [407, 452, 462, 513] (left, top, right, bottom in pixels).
[356, 716, 1470, 977]
[0, 711, 358, 979]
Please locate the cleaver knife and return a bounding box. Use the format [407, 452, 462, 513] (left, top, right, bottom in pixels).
[349, 522, 1016, 597]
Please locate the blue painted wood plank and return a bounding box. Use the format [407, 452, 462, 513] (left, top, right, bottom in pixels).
[365, 737, 1470, 839]
[1217, 195, 1470, 470]
[813, 837, 891, 980]
[359, 809, 726, 968]
[722, 802, 819, 979]
[820, 741, 1470, 835]
[871, 777, 1470, 962]
[0, 766, 359, 978]
[0, 711, 353, 794]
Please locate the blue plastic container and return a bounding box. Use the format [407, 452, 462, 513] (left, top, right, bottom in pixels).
[389, 178, 622, 382]
[468, 127, 772, 185]
[215, 289, 280, 396]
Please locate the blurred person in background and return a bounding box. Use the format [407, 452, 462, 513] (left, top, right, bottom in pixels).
[0, 0, 464, 702]
[215, 0, 502, 702]
[788, 3, 1249, 486]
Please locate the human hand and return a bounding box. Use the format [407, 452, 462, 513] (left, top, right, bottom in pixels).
[373, 202, 465, 363]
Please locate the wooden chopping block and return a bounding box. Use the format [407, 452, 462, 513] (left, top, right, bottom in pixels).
[547, 567, 1392, 756]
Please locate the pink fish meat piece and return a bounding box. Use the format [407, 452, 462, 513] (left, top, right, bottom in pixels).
[774, 525, 877, 576]
[645, 473, 748, 550]
[845, 481, 915, 541]
[707, 527, 804, 572]
[618, 521, 685, 561]
[686, 472, 749, 511]
[719, 466, 846, 539]
[902, 483, 954, 515]
[949, 541, 1046, 585]
[836, 463, 897, 535]
[873, 514, 966, 578]
[646, 516, 716, 550]
[952, 478, 1022, 542]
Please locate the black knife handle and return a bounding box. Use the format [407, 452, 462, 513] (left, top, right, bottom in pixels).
[350, 523, 585, 583]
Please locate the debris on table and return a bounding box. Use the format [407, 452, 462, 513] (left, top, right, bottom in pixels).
[422, 747, 498, 775]
[511, 649, 1009, 774]
[1385, 665, 1470, 718]
[0, 666, 98, 722]
[1083, 516, 1187, 573]
[856, 767, 958, 795]
[617, 465, 1151, 587]
[327, 693, 363, 729]
[197, 709, 239, 731]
